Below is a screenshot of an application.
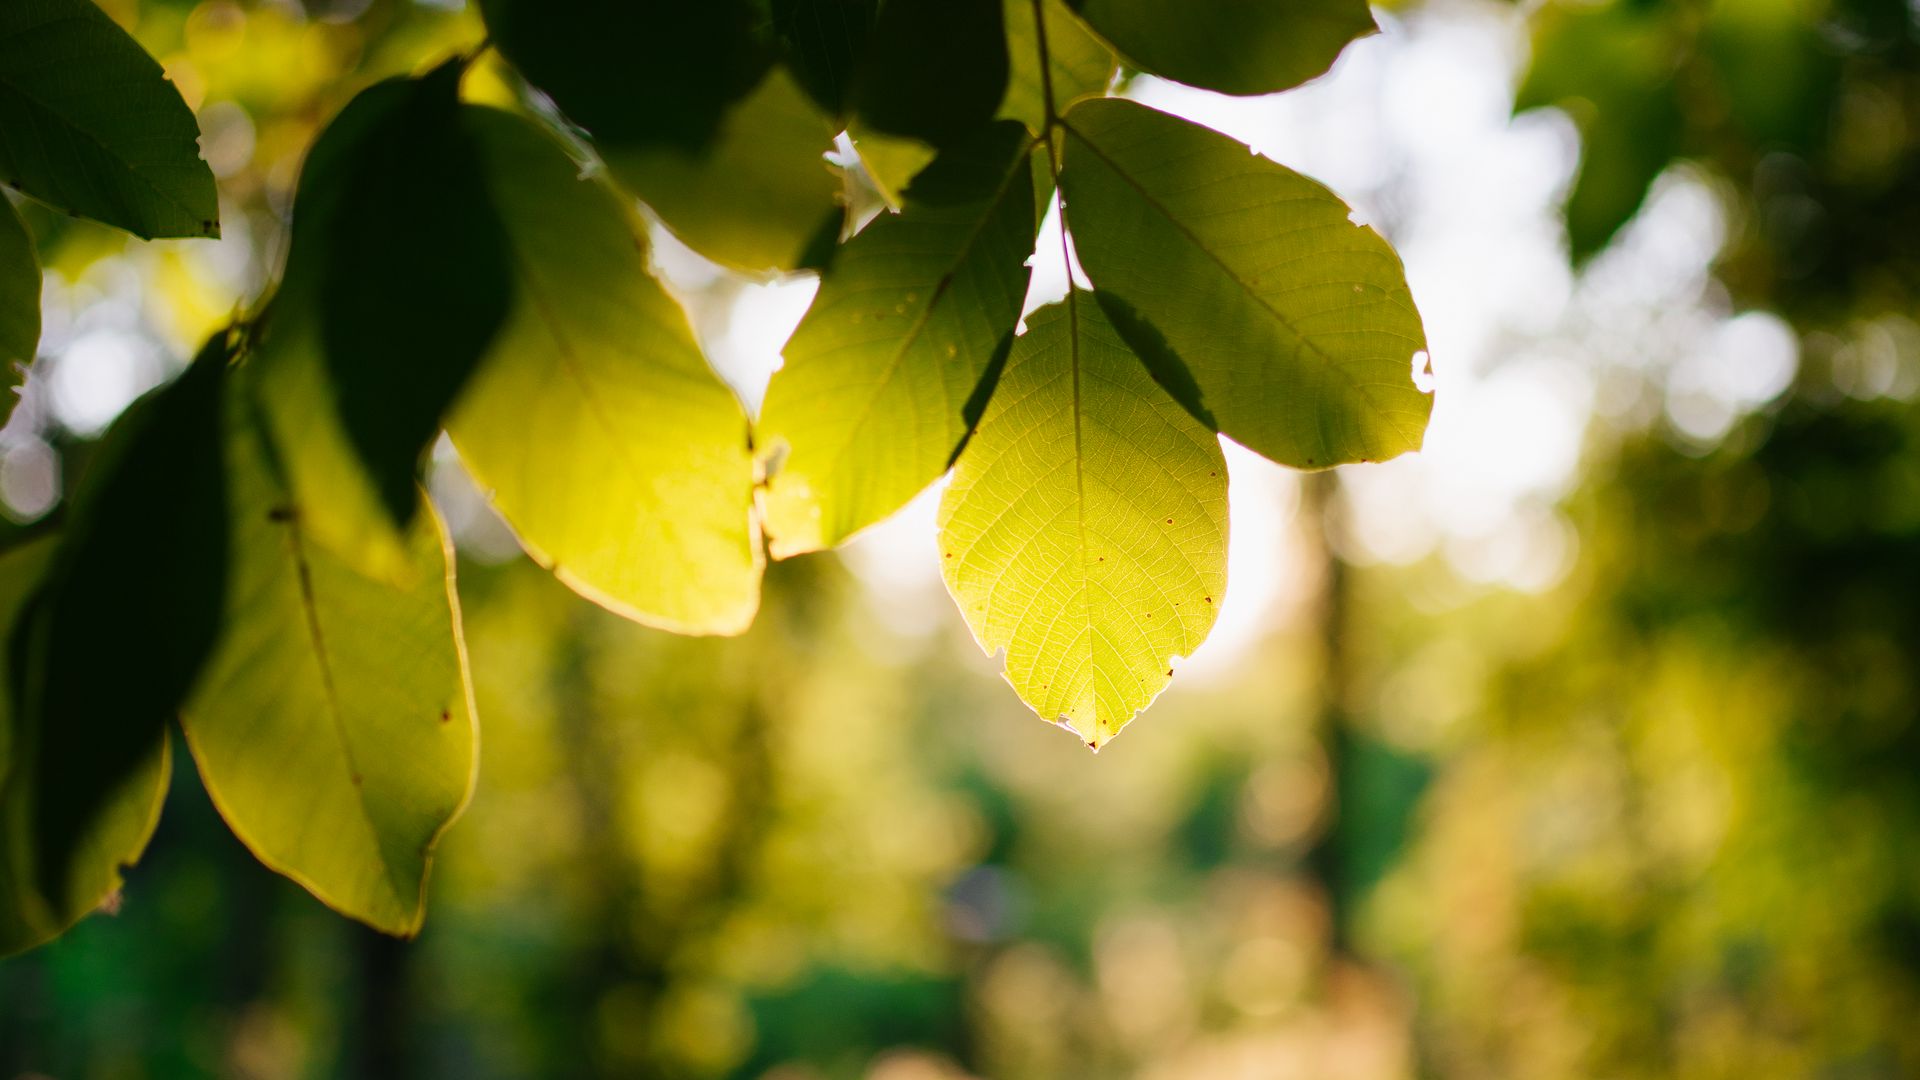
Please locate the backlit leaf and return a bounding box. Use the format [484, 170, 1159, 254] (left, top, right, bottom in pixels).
[1067, 0, 1373, 97]
[181, 374, 475, 936]
[0, 535, 168, 957]
[249, 69, 511, 578]
[607, 66, 843, 273]
[1061, 99, 1431, 469]
[0, 196, 36, 414]
[0, 0, 218, 238]
[939, 294, 1227, 749]
[761, 122, 1036, 557]
[448, 108, 762, 636]
[1000, 0, 1113, 135]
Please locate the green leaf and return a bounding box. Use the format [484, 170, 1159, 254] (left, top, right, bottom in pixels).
[1067, 0, 1374, 97]
[0, 196, 37, 412]
[939, 293, 1227, 749]
[1060, 99, 1431, 469]
[853, 0, 1009, 148]
[851, 125, 938, 209]
[760, 122, 1036, 557]
[0, 0, 218, 239]
[6, 339, 228, 930]
[773, 0, 878, 119]
[249, 69, 512, 578]
[1515, 2, 1683, 261]
[0, 535, 169, 957]
[181, 372, 475, 936]
[477, 0, 772, 153]
[447, 108, 762, 636]
[606, 65, 843, 273]
[999, 0, 1114, 135]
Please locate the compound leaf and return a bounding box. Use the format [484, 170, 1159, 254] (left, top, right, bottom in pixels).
[181, 374, 475, 936]
[939, 294, 1227, 750]
[1067, 0, 1373, 97]
[0, 0, 218, 238]
[760, 122, 1036, 557]
[1060, 98, 1431, 470]
[448, 107, 762, 636]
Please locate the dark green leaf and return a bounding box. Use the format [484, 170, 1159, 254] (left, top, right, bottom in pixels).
[0, 196, 36, 415]
[853, 0, 1009, 148]
[0, 0, 218, 238]
[0, 534, 169, 957]
[12, 337, 229, 917]
[774, 0, 879, 118]
[1068, 0, 1373, 96]
[1515, 2, 1683, 261]
[1060, 99, 1431, 470]
[478, 0, 772, 153]
[760, 122, 1036, 556]
[250, 68, 512, 575]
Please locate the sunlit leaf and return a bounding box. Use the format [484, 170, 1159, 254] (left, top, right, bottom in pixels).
[1000, 0, 1113, 135]
[851, 125, 938, 209]
[249, 68, 511, 578]
[181, 374, 475, 936]
[0, 197, 36, 413]
[477, 0, 771, 153]
[939, 294, 1227, 749]
[0, 535, 168, 957]
[5, 341, 228, 932]
[853, 0, 1009, 148]
[607, 66, 843, 273]
[0, 0, 218, 239]
[448, 108, 762, 636]
[761, 122, 1036, 558]
[1060, 99, 1431, 469]
[1067, 0, 1373, 97]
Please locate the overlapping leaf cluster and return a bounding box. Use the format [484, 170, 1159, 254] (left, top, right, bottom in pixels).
[0, 0, 1432, 949]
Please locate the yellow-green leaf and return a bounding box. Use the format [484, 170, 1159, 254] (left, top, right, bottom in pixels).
[608, 66, 843, 274]
[761, 122, 1036, 558]
[448, 107, 762, 636]
[939, 293, 1227, 749]
[181, 377, 476, 936]
[1061, 98, 1431, 470]
[0, 0, 218, 238]
[0, 536, 170, 957]
[1000, 0, 1113, 135]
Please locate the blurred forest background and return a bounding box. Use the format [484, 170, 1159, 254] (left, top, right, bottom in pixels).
[7, 0, 1920, 1077]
